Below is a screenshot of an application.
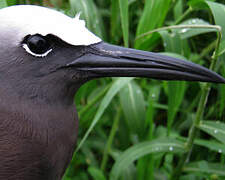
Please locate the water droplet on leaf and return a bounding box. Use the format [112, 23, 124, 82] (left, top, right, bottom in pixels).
[180, 29, 188, 33]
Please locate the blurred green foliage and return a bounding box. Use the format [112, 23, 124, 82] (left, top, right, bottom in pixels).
[2, 0, 225, 179]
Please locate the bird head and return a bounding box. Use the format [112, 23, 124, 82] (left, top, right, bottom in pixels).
[0, 5, 224, 105]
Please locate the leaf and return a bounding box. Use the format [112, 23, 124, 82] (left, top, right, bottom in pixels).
[135, 0, 172, 50]
[145, 85, 161, 139]
[109, 138, 186, 180]
[110, 0, 121, 44]
[75, 78, 134, 152]
[184, 1, 225, 55]
[50, 0, 62, 8]
[69, 0, 105, 39]
[178, 18, 217, 39]
[173, 0, 183, 21]
[219, 55, 225, 116]
[159, 31, 190, 57]
[160, 52, 188, 61]
[188, 0, 209, 10]
[198, 120, 225, 144]
[110, 150, 137, 180]
[122, 164, 137, 180]
[6, 0, 16, 6]
[75, 80, 98, 107]
[88, 166, 106, 180]
[0, 0, 7, 9]
[179, 136, 225, 155]
[184, 161, 225, 176]
[167, 81, 186, 135]
[119, 80, 146, 136]
[206, 1, 225, 55]
[159, 33, 189, 136]
[194, 138, 225, 155]
[119, 0, 129, 47]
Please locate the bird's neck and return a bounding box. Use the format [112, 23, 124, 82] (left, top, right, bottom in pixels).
[0, 85, 79, 179]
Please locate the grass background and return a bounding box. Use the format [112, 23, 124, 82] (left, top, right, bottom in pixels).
[1, 0, 225, 179]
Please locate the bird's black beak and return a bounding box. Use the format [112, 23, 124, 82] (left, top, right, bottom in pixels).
[67, 42, 225, 83]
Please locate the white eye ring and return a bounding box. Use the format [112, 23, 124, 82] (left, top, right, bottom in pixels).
[22, 43, 52, 58]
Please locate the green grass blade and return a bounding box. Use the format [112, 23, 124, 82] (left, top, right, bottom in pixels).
[219, 56, 225, 116]
[119, 0, 129, 47]
[101, 108, 121, 171]
[168, 81, 186, 136]
[198, 120, 225, 144]
[160, 58, 188, 137]
[69, 0, 92, 28]
[194, 139, 225, 155]
[6, 0, 17, 6]
[145, 85, 161, 139]
[75, 78, 134, 153]
[141, 85, 161, 180]
[188, 0, 209, 10]
[135, 0, 172, 50]
[159, 31, 189, 136]
[88, 166, 106, 180]
[78, 84, 110, 118]
[110, 0, 121, 44]
[187, 1, 225, 55]
[159, 30, 190, 56]
[119, 80, 146, 137]
[69, 0, 104, 38]
[179, 136, 225, 155]
[109, 138, 186, 180]
[206, 1, 225, 55]
[184, 161, 225, 176]
[0, 0, 7, 8]
[178, 18, 217, 39]
[173, 0, 183, 21]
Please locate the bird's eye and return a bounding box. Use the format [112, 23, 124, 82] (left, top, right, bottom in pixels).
[22, 34, 52, 57]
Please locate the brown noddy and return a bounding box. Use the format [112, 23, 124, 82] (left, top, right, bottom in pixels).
[0, 5, 224, 180]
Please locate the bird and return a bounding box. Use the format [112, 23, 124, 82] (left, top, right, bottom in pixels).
[0, 5, 224, 180]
